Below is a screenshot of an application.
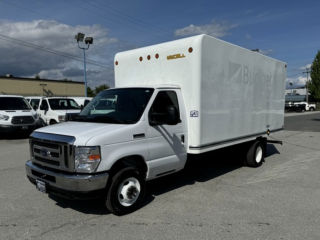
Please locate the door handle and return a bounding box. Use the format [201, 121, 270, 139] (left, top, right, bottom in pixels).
[181, 135, 185, 143]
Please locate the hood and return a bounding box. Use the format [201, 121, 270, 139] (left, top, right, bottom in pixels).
[35, 121, 127, 145]
[1, 109, 37, 117]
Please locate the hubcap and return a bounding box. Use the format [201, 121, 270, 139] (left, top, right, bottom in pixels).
[117, 177, 141, 207]
[255, 146, 263, 163]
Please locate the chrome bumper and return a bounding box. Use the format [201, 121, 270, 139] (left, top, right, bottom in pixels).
[25, 160, 109, 192]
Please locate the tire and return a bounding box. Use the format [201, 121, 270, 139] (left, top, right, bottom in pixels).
[310, 107, 315, 111]
[50, 120, 57, 125]
[246, 141, 264, 168]
[106, 167, 146, 215]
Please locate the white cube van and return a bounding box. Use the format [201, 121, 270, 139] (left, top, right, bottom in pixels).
[26, 97, 81, 125]
[25, 35, 286, 215]
[0, 95, 40, 134]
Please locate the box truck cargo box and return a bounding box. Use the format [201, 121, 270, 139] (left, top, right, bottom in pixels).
[26, 34, 286, 215]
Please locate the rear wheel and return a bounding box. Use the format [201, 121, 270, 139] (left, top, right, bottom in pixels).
[246, 141, 264, 168]
[310, 107, 315, 111]
[106, 167, 146, 215]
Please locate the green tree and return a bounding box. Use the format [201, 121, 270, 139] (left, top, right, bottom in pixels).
[87, 87, 95, 97]
[35, 74, 41, 79]
[86, 84, 110, 97]
[94, 84, 110, 95]
[308, 50, 320, 102]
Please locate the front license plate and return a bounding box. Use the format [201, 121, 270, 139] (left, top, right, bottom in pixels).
[36, 179, 47, 193]
[22, 126, 28, 130]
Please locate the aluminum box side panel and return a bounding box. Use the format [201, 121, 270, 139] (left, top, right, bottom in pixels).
[196, 35, 286, 151]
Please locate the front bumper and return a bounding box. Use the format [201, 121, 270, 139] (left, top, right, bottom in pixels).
[0, 123, 38, 133]
[26, 160, 109, 199]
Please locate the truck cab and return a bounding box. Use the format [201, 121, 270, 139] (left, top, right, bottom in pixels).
[26, 97, 81, 125]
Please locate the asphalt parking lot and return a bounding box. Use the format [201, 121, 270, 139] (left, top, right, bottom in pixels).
[1, 112, 320, 240]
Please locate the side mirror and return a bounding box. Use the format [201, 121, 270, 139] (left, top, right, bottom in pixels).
[149, 105, 180, 126]
[40, 105, 48, 111]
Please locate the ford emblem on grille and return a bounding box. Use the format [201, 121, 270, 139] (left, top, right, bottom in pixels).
[40, 149, 50, 157]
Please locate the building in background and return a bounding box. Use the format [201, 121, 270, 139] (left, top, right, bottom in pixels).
[285, 86, 314, 102]
[0, 75, 85, 97]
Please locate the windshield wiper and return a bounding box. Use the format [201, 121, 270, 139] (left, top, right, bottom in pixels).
[70, 115, 87, 121]
[92, 116, 124, 124]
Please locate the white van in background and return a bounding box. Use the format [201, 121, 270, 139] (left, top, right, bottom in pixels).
[26, 96, 81, 125]
[0, 95, 40, 133]
[69, 97, 93, 108]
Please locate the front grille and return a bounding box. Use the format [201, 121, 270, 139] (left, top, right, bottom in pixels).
[12, 116, 35, 125]
[31, 138, 74, 171]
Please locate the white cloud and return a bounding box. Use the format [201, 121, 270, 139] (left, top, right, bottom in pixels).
[174, 20, 238, 38]
[286, 76, 307, 88]
[299, 64, 311, 70]
[0, 20, 131, 87]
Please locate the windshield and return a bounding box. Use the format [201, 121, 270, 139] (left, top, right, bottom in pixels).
[73, 88, 154, 124]
[0, 97, 32, 110]
[48, 99, 80, 110]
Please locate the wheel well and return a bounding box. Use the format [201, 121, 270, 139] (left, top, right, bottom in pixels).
[50, 119, 57, 124]
[109, 155, 148, 179]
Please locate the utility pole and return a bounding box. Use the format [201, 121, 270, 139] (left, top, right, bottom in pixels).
[303, 68, 311, 103]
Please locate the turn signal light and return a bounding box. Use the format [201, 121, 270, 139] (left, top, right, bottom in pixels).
[139, 57, 143, 61]
[89, 155, 100, 161]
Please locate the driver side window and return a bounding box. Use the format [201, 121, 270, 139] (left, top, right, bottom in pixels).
[149, 91, 180, 123]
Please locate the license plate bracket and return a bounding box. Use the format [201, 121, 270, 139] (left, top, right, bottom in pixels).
[36, 179, 47, 193]
[22, 126, 28, 130]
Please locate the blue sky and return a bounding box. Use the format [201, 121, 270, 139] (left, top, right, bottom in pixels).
[0, 0, 319, 89]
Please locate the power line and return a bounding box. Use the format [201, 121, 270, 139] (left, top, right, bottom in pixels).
[0, 0, 138, 48]
[63, 0, 170, 41]
[0, 33, 113, 69]
[82, 0, 174, 38]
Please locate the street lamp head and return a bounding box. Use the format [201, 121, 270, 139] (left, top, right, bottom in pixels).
[75, 33, 85, 42]
[85, 37, 93, 44]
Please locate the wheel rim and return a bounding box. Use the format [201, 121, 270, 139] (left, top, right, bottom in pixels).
[117, 177, 141, 207]
[255, 146, 263, 163]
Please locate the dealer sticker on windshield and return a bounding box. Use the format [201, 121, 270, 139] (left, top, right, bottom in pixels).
[190, 110, 199, 117]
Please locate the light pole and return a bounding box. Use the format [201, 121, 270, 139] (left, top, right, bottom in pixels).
[39, 84, 47, 96]
[303, 67, 310, 103]
[75, 33, 93, 97]
[289, 81, 293, 95]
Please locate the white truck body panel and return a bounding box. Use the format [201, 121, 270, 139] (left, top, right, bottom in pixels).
[115, 34, 286, 153]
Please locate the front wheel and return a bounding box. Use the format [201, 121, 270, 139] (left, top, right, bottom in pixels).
[106, 167, 146, 215]
[310, 107, 315, 111]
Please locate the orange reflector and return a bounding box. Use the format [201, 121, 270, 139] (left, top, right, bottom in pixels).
[188, 47, 193, 53]
[115, 61, 118, 66]
[155, 53, 159, 59]
[147, 55, 151, 60]
[139, 57, 143, 61]
[89, 155, 100, 161]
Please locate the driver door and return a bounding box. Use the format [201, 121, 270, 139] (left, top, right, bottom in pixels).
[145, 89, 187, 178]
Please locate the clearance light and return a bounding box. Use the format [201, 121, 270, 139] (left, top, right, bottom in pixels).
[147, 55, 151, 60]
[188, 47, 193, 53]
[267, 129, 270, 135]
[115, 61, 118, 66]
[155, 53, 159, 59]
[139, 57, 143, 61]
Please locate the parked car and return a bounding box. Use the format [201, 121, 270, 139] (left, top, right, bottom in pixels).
[285, 102, 306, 112]
[26, 96, 81, 125]
[0, 95, 40, 133]
[293, 102, 316, 111]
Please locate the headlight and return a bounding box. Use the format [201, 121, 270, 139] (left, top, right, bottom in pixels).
[58, 115, 65, 122]
[0, 114, 9, 121]
[75, 146, 101, 173]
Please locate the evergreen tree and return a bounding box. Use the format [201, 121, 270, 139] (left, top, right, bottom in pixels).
[308, 50, 320, 102]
